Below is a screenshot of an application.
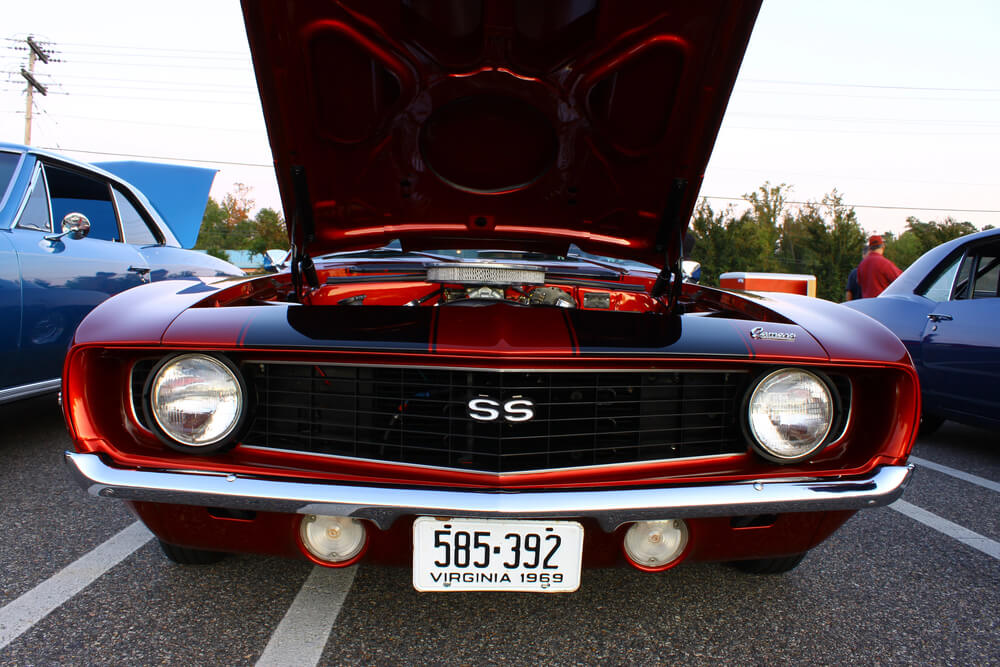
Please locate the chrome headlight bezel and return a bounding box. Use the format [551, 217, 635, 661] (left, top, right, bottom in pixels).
[743, 367, 839, 464]
[142, 353, 249, 454]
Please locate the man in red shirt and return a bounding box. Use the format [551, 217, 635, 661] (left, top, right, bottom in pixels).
[857, 235, 902, 298]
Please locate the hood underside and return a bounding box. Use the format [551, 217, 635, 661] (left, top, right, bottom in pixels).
[242, 1, 760, 266]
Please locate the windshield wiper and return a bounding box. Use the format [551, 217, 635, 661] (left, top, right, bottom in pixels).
[565, 252, 629, 275]
[320, 247, 462, 263]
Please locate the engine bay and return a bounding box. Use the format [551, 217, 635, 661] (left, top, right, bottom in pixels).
[304, 262, 664, 313]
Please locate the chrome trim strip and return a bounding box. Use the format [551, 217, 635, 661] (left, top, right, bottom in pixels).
[65, 452, 913, 532]
[238, 444, 746, 477]
[243, 361, 749, 374]
[0, 378, 61, 404]
[127, 360, 151, 430]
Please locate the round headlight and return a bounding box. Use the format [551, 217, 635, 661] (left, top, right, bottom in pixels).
[148, 354, 245, 449]
[747, 368, 834, 463]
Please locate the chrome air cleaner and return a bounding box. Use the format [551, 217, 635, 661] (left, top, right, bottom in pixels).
[426, 263, 545, 285]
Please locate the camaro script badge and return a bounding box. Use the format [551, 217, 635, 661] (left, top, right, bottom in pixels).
[750, 326, 796, 342]
[467, 397, 535, 422]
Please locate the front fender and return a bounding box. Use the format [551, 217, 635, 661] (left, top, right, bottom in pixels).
[72, 276, 248, 346]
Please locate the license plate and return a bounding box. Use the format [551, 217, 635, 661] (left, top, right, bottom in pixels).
[412, 517, 583, 593]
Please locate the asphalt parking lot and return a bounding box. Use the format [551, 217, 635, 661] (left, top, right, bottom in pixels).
[1, 395, 997, 666]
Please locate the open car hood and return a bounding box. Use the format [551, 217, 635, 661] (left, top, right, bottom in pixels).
[242, 1, 760, 267]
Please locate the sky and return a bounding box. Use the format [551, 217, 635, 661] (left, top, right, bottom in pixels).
[2, 0, 998, 237]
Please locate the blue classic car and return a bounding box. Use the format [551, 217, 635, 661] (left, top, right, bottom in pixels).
[0, 143, 242, 404]
[845, 227, 1000, 432]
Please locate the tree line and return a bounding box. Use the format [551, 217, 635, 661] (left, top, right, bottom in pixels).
[193, 183, 288, 262]
[690, 182, 988, 302]
[196, 182, 988, 301]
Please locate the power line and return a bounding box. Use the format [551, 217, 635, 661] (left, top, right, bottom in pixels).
[29, 111, 262, 133]
[53, 49, 249, 62]
[700, 196, 1000, 214]
[733, 89, 1000, 103]
[42, 91, 260, 106]
[708, 166, 998, 188]
[6, 39, 998, 94]
[7, 47, 990, 92]
[741, 79, 1000, 93]
[50, 58, 250, 71]
[36, 146, 273, 168]
[721, 124, 1000, 137]
[20, 71, 255, 91]
[29, 40, 247, 57]
[26, 146, 1000, 215]
[30, 80, 258, 95]
[728, 111, 1000, 126]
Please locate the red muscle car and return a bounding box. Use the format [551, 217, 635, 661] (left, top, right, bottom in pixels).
[63, 1, 918, 592]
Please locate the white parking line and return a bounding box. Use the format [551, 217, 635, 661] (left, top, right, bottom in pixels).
[256, 565, 358, 667]
[909, 455, 1000, 493]
[891, 500, 1000, 561]
[0, 521, 153, 650]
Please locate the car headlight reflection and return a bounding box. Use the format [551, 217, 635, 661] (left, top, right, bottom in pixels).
[148, 354, 245, 449]
[747, 368, 834, 463]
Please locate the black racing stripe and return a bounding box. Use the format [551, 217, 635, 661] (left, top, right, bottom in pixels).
[239, 305, 435, 350]
[568, 310, 682, 350]
[559, 308, 579, 355]
[430, 306, 440, 353]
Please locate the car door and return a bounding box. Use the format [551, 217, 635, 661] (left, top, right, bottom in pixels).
[0, 230, 21, 393]
[0, 151, 24, 394]
[919, 238, 1000, 426]
[7, 160, 148, 388]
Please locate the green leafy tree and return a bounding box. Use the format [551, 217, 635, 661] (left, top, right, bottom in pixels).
[194, 185, 289, 264]
[688, 183, 791, 285]
[194, 197, 229, 255]
[690, 183, 866, 302]
[248, 207, 289, 260]
[886, 216, 978, 268]
[774, 190, 865, 302]
[689, 199, 735, 286]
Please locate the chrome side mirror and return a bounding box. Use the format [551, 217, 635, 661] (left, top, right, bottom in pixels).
[681, 260, 701, 283]
[45, 212, 91, 243]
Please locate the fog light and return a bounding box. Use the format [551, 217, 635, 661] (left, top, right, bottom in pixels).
[300, 515, 366, 565]
[623, 519, 689, 571]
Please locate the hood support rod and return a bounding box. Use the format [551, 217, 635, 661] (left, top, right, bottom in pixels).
[650, 178, 688, 311]
[289, 165, 319, 301]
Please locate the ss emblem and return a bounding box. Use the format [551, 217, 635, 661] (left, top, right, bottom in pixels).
[467, 397, 535, 422]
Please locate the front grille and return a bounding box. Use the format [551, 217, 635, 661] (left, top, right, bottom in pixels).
[242, 364, 746, 474]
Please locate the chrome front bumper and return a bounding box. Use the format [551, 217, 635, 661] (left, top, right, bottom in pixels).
[65, 452, 913, 531]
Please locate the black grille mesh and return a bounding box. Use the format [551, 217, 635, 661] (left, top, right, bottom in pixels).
[241, 364, 746, 473]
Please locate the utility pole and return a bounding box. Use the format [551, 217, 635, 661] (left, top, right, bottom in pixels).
[21, 36, 50, 145]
